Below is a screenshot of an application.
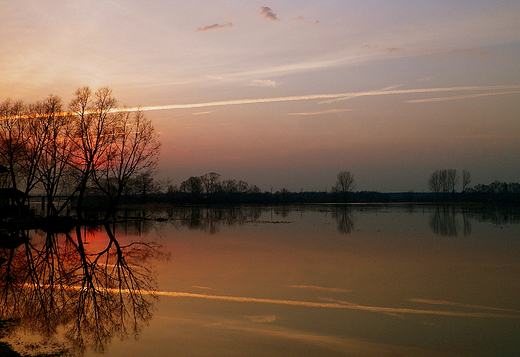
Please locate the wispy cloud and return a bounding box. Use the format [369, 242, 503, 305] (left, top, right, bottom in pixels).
[247, 79, 277, 87]
[195, 22, 234, 33]
[259, 7, 279, 21]
[409, 298, 520, 313]
[287, 109, 352, 116]
[386, 47, 402, 54]
[431, 48, 490, 59]
[191, 285, 213, 290]
[246, 315, 277, 323]
[191, 111, 214, 115]
[405, 90, 520, 103]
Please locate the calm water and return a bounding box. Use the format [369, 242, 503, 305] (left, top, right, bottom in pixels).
[1, 205, 520, 357]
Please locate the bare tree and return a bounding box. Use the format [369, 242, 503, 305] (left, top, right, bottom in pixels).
[30, 95, 76, 216]
[462, 170, 471, 192]
[180, 176, 203, 196]
[427, 170, 442, 194]
[332, 171, 356, 202]
[91, 110, 161, 220]
[428, 169, 459, 197]
[1, 87, 161, 220]
[200, 172, 221, 195]
[0, 98, 26, 192]
[68, 87, 119, 220]
[445, 169, 459, 194]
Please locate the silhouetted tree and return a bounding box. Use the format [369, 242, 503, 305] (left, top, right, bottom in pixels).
[428, 169, 459, 198]
[200, 172, 221, 195]
[332, 171, 356, 202]
[462, 170, 471, 192]
[0, 98, 26, 193]
[180, 176, 203, 198]
[30, 95, 75, 216]
[68, 87, 119, 220]
[91, 110, 160, 219]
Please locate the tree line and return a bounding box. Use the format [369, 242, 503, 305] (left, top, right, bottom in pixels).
[153, 169, 519, 205]
[0, 87, 160, 220]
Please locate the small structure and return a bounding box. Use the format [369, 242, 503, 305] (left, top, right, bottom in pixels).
[0, 188, 31, 218]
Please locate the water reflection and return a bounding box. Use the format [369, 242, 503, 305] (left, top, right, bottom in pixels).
[331, 206, 355, 234]
[428, 205, 520, 236]
[131, 204, 520, 236]
[0, 224, 164, 355]
[428, 206, 472, 236]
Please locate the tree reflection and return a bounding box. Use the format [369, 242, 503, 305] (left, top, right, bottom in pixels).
[164, 206, 264, 233]
[0, 224, 164, 355]
[331, 206, 355, 234]
[428, 206, 472, 237]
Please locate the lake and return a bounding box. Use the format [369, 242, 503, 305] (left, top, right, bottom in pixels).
[1, 204, 519, 357]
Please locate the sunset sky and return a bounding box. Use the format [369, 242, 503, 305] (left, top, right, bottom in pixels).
[2, 0, 520, 192]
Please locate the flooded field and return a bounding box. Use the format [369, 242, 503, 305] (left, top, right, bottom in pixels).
[1, 204, 519, 356]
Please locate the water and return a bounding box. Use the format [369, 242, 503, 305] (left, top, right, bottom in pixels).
[1, 205, 519, 356]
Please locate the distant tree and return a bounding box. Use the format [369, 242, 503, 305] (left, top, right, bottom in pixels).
[462, 170, 471, 192]
[237, 180, 249, 193]
[332, 171, 356, 202]
[427, 171, 442, 194]
[249, 184, 261, 194]
[445, 169, 459, 194]
[428, 169, 459, 198]
[180, 176, 203, 197]
[200, 172, 221, 195]
[221, 179, 238, 194]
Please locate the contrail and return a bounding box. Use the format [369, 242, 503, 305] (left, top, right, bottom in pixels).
[115, 85, 520, 113]
[4, 85, 519, 120]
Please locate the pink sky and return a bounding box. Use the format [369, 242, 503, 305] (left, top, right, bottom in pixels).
[2, 0, 520, 191]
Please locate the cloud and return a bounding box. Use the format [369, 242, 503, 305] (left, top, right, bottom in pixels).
[434, 49, 490, 58]
[191, 111, 214, 115]
[287, 109, 352, 116]
[195, 22, 233, 33]
[259, 7, 279, 21]
[405, 90, 520, 103]
[246, 315, 277, 323]
[409, 298, 520, 313]
[247, 79, 277, 87]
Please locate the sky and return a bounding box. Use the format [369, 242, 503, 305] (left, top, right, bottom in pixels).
[2, 0, 520, 192]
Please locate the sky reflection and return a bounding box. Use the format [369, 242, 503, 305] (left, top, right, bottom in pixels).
[2, 205, 520, 356]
